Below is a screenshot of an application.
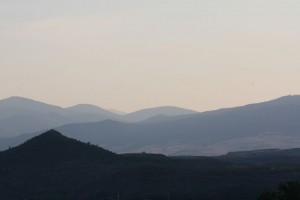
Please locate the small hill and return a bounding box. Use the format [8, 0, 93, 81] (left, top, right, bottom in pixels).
[0, 129, 116, 165]
[64, 104, 122, 123]
[124, 106, 198, 122]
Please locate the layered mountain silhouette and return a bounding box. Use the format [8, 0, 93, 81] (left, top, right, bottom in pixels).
[41, 95, 300, 155]
[2, 130, 300, 200]
[1, 95, 300, 155]
[0, 96, 196, 137]
[0, 97, 119, 137]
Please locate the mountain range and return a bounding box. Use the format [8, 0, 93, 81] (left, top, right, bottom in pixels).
[0, 96, 197, 137]
[55, 95, 300, 155]
[1, 95, 300, 155]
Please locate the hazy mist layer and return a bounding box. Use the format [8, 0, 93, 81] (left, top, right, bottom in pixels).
[1, 0, 300, 112]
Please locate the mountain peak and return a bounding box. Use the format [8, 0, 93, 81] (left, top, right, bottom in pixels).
[0, 96, 62, 111]
[65, 104, 119, 117]
[2, 130, 116, 163]
[5, 96, 29, 100]
[16, 129, 78, 147]
[35, 129, 64, 138]
[2, 96, 45, 104]
[68, 104, 104, 110]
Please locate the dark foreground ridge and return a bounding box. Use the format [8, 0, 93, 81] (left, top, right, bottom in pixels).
[1, 130, 300, 200]
[0, 129, 116, 164]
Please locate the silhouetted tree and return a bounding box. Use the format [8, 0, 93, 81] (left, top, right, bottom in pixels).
[258, 181, 300, 200]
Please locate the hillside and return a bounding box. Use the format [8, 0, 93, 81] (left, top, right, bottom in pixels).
[1, 131, 300, 199]
[0, 130, 116, 165]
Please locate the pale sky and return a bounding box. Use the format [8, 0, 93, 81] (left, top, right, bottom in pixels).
[1, 0, 300, 112]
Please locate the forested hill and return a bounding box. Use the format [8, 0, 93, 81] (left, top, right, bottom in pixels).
[1, 130, 300, 200]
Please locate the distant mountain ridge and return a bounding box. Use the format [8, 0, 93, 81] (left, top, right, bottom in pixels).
[0, 97, 119, 137]
[65, 104, 115, 115]
[0, 96, 61, 110]
[0, 96, 62, 119]
[124, 106, 197, 122]
[53, 95, 300, 155]
[1, 95, 300, 155]
[0, 96, 198, 137]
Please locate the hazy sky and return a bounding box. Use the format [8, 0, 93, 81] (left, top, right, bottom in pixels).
[1, 0, 300, 112]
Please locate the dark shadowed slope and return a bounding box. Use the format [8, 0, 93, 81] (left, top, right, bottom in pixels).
[0, 129, 116, 164]
[0, 130, 226, 200]
[1, 130, 300, 200]
[220, 148, 300, 166]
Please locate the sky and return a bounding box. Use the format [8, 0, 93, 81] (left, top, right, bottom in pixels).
[1, 0, 300, 112]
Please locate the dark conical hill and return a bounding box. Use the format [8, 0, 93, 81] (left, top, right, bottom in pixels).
[0, 129, 116, 165]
